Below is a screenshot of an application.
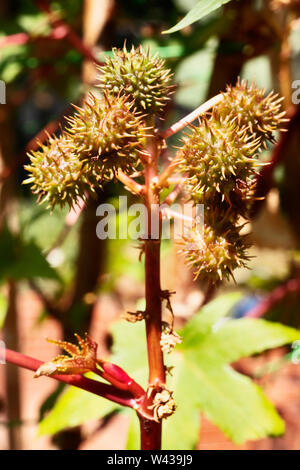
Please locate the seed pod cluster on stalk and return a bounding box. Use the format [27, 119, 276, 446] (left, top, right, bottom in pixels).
[25, 44, 176, 209]
[25, 92, 150, 209]
[179, 80, 287, 282]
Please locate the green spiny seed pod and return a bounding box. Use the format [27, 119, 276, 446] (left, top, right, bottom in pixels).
[66, 92, 149, 179]
[189, 176, 257, 220]
[100, 45, 174, 114]
[24, 134, 96, 210]
[216, 79, 288, 145]
[180, 223, 250, 282]
[179, 113, 261, 200]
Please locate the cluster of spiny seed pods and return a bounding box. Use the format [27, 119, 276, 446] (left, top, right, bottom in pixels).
[25, 92, 149, 209]
[179, 79, 287, 282]
[25, 45, 174, 209]
[25, 45, 286, 283]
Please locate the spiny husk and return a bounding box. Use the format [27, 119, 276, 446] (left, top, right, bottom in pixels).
[190, 176, 258, 221]
[99, 44, 175, 114]
[179, 112, 262, 199]
[24, 133, 97, 210]
[180, 223, 251, 282]
[66, 92, 149, 179]
[216, 78, 288, 145]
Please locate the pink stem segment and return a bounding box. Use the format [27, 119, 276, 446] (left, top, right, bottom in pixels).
[246, 278, 300, 319]
[0, 33, 29, 48]
[34, 0, 103, 65]
[160, 93, 224, 139]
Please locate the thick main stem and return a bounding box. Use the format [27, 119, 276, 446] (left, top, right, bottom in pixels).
[140, 134, 165, 450]
[144, 142, 165, 386]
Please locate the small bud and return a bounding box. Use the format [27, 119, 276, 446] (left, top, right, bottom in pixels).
[160, 329, 182, 354]
[148, 387, 176, 421]
[121, 310, 146, 323]
[34, 333, 97, 377]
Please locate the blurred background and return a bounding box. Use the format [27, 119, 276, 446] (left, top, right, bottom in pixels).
[0, 0, 300, 450]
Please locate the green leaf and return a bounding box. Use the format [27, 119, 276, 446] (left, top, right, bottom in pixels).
[193, 318, 300, 365]
[121, 293, 300, 448]
[183, 361, 284, 444]
[38, 374, 120, 436]
[163, 352, 200, 450]
[0, 226, 59, 281]
[10, 241, 59, 280]
[163, 0, 232, 34]
[181, 291, 242, 343]
[124, 293, 242, 449]
[175, 40, 217, 109]
[126, 411, 140, 450]
[109, 319, 148, 387]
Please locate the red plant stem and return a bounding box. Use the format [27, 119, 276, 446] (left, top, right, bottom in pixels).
[34, 0, 102, 66]
[139, 133, 165, 450]
[160, 93, 224, 139]
[117, 170, 145, 196]
[144, 145, 165, 386]
[144, 236, 164, 386]
[4, 349, 136, 409]
[0, 102, 75, 183]
[162, 181, 185, 206]
[251, 107, 300, 217]
[157, 155, 182, 189]
[96, 361, 145, 398]
[0, 33, 29, 48]
[139, 416, 161, 450]
[246, 278, 300, 318]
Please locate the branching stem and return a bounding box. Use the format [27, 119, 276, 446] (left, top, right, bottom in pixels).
[139, 129, 166, 450]
[160, 93, 224, 139]
[4, 348, 137, 409]
[116, 170, 145, 196]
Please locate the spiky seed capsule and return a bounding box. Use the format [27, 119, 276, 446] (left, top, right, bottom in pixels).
[100, 45, 175, 114]
[189, 177, 257, 221]
[179, 113, 261, 199]
[180, 224, 250, 282]
[24, 134, 96, 210]
[216, 79, 288, 145]
[66, 92, 148, 179]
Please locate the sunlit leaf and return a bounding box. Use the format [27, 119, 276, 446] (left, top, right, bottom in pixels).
[120, 292, 300, 448]
[38, 373, 120, 436]
[0, 226, 59, 281]
[126, 411, 140, 450]
[163, 0, 232, 34]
